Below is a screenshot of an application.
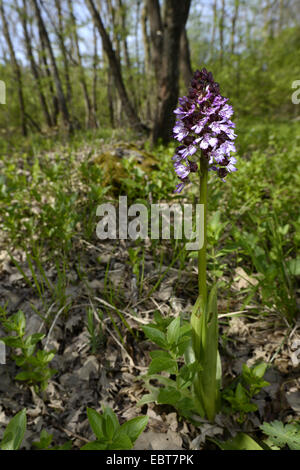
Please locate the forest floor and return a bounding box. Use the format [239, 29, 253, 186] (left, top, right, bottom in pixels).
[0, 120, 299, 449]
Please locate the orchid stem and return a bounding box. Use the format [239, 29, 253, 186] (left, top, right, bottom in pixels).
[190, 154, 208, 365]
[190, 154, 209, 417]
[198, 155, 208, 303]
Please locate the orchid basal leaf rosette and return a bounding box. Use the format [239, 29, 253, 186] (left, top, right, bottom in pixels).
[172, 68, 237, 192]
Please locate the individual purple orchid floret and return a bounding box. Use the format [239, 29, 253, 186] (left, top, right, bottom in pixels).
[172, 68, 237, 192]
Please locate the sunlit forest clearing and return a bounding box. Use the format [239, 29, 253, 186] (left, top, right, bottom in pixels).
[0, 0, 299, 452]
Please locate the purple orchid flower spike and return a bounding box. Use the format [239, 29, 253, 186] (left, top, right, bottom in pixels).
[172, 68, 237, 192]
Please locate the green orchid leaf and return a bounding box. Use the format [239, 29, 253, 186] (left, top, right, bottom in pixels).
[120, 416, 148, 443]
[0, 409, 27, 450]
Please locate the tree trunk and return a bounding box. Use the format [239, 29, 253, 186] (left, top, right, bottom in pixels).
[106, 0, 121, 62]
[31, 0, 71, 132]
[0, 0, 27, 136]
[264, 0, 275, 40]
[67, 0, 97, 128]
[151, 0, 191, 144]
[230, 0, 239, 54]
[86, 0, 145, 132]
[92, 24, 100, 127]
[219, 0, 225, 65]
[107, 64, 115, 128]
[278, 0, 284, 32]
[132, 0, 142, 115]
[210, 0, 218, 60]
[38, 28, 59, 127]
[118, 0, 137, 113]
[141, 0, 153, 121]
[180, 27, 193, 89]
[147, 0, 163, 82]
[20, 0, 52, 128]
[116, 0, 131, 69]
[54, 0, 72, 104]
[105, 0, 124, 125]
[141, 1, 151, 77]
